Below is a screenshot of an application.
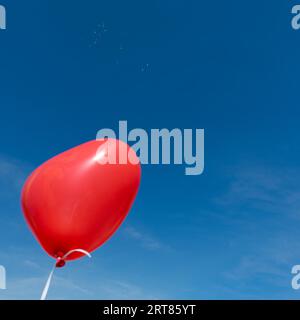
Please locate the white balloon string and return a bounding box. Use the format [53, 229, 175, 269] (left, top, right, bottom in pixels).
[62, 249, 92, 260]
[40, 265, 55, 301]
[40, 249, 91, 300]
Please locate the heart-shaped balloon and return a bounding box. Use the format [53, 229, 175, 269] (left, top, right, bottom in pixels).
[21, 139, 141, 264]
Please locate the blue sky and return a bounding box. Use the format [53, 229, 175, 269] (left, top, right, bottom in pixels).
[1, 0, 300, 299]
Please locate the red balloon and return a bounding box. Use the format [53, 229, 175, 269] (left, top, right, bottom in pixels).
[21, 139, 141, 263]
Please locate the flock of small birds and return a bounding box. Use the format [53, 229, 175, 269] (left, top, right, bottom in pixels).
[90, 22, 150, 73]
[92, 22, 108, 46]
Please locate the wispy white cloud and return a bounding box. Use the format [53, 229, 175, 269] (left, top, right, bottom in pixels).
[221, 235, 299, 297]
[0, 156, 30, 192]
[0, 246, 164, 300]
[0, 274, 93, 300]
[0, 268, 160, 300]
[0, 246, 94, 300]
[211, 165, 300, 296]
[23, 259, 41, 269]
[123, 225, 170, 251]
[215, 165, 300, 219]
[96, 279, 159, 300]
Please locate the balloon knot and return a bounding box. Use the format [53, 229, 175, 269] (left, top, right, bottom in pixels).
[55, 256, 66, 268]
[55, 252, 66, 268]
